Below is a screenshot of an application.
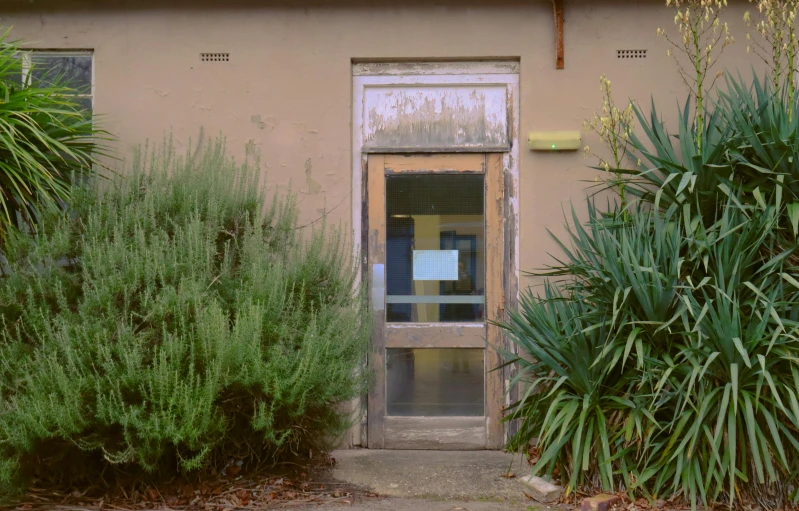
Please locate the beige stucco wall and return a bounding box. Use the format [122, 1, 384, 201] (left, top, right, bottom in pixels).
[0, 0, 758, 278]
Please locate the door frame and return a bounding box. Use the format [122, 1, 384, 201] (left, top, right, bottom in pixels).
[351, 61, 520, 449]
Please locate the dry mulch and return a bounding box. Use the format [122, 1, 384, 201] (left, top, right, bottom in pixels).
[522, 445, 797, 511]
[0, 455, 380, 511]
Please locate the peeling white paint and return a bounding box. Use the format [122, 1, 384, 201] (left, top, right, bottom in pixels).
[363, 85, 508, 150]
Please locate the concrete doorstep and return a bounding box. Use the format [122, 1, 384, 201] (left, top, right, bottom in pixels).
[293, 449, 566, 510]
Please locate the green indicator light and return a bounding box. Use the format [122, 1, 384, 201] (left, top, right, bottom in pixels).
[551, 144, 556, 149]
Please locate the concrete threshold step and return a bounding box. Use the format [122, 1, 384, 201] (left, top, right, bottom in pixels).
[329, 449, 535, 506]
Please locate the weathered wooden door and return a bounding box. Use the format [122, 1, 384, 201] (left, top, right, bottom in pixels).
[366, 153, 504, 449]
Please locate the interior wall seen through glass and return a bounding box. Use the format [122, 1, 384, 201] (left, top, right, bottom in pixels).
[386, 174, 485, 323]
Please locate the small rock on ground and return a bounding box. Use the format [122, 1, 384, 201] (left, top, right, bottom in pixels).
[581, 494, 621, 511]
[519, 475, 564, 504]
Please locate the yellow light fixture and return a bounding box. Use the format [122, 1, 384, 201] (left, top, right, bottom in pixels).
[528, 131, 581, 152]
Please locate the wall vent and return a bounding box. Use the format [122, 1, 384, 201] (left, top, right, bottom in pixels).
[200, 53, 230, 62]
[617, 49, 647, 59]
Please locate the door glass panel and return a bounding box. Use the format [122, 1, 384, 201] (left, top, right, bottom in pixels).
[386, 348, 484, 416]
[386, 174, 485, 323]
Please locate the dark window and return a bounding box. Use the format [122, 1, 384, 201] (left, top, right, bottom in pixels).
[24, 51, 93, 112]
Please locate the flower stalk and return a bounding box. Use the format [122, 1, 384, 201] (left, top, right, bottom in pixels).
[745, 0, 799, 119]
[657, 0, 733, 154]
[584, 75, 636, 218]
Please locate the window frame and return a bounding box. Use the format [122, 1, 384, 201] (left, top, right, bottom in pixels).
[21, 50, 95, 110]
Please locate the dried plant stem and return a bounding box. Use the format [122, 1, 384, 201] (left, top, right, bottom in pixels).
[583, 75, 636, 218]
[658, 0, 733, 154]
[745, 0, 799, 120]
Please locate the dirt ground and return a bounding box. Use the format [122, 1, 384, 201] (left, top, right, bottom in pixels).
[2, 449, 555, 511]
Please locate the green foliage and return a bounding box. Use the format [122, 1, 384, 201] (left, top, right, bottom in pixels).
[501, 198, 799, 507]
[0, 136, 369, 495]
[613, 96, 734, 224]
[0, 28, 111, 240]
[617, 73, 799, 234]
[718, 73, 799, 241]
[503, 70, 799, 507]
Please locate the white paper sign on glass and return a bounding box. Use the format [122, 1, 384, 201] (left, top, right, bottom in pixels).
[413, 250, 459, 281]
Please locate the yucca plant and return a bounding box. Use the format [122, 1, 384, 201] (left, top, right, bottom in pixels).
[644, 202, 799, 507]
[501, 203, 682, 496]
[717, 74, 799, 196]
[0, 28, 111, 241]
[613, 72, 799, 242]
[611, 97, 734, 225]
[715, 72, 799, 249]
[501, 195, 799, 508]
[534, 1, 799, 505]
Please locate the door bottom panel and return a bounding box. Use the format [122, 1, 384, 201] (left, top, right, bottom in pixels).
[383, 416, 486, 450]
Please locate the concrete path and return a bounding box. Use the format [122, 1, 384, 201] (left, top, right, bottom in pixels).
[294, 449, 549, 510]
[293, 498, 537, 510]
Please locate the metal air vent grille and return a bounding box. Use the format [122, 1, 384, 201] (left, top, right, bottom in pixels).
[617, 49, 647, 59]
[200, 53, 230, 62]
